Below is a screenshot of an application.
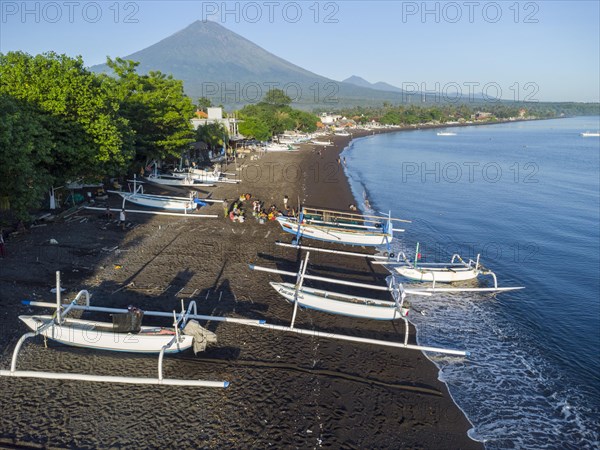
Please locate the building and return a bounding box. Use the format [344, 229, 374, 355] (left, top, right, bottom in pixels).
[191, 107, 242, 138]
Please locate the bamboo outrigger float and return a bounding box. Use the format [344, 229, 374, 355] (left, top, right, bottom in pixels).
[276, 207, 411, 247]
[275, 242, 524, 294]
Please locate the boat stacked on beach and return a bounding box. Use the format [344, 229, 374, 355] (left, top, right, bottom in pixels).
[99, 175, 224, 218]
[0, 272, 262, 387]
[275, 206, 410, 247]
[172, 166, 240, 183]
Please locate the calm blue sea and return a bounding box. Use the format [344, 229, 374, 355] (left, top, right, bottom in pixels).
[342, 116, 600, 449]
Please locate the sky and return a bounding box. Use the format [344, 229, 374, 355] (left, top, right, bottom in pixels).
[0, 0, 599, 102]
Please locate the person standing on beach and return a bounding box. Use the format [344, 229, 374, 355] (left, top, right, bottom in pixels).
[283, 195, 288, 209]
[119, 209, 126, 230]
[222, 199, 229, 218]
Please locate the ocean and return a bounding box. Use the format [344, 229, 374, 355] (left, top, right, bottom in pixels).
[342, 116, 600, 449]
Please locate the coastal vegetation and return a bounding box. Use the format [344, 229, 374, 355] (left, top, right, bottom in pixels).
[331, 102, 600, 126]
[237, 89, 318, 140]
[0, 52, 194, 220]
[1, 50, 597, 221]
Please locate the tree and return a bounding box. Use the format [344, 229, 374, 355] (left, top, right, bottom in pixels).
[103, 57, 196, 165]
[0, 51, 130, 177]
[263, 88, 292, 107]
[0, 95, 55, 220]
[196, 122, 228, 149]
[290, 109, 318, 132]
[197, 97, 212, 111]
[238, 116, 271, 141]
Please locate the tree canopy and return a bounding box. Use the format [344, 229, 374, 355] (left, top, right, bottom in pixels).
[237, 89, 317, 140]
[0, 52, 198, 220]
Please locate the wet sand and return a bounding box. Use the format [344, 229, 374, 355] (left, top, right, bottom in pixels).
[0, 129, 482, 449]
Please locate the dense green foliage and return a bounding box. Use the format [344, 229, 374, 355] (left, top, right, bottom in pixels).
[196, 122, 228, 149]
[0, 52, 196, 220]
[102, 57, 195, 166]
[0, 51, 130, 175]
[237, 89, 318, 140]
[0, 95, 54, 219]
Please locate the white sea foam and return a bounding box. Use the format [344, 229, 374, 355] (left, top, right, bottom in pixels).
[403, 285, 599, 449]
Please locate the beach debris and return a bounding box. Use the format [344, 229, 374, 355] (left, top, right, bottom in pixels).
[49, 238, 58, 245]
[111, 281, 134, 294]
[114, 264, 122, 270]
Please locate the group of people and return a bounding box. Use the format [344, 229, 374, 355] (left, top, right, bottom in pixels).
[225, 194, 294, 224]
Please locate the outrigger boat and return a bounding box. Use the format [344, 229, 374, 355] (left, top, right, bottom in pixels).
[275, 242, 524, 294]
[145, 172, 214, 188]
[144, 161, 214, 187]
[0, 272, 262, 387]
[268, 282, 410, 321]
[108, 176, 224, 213]
[251, 252, 420, 321]
[1, 269, 467, 388]
[172, 167, 239, 184]
[248, 253, 471, 356]
[276, 207, 410, 247]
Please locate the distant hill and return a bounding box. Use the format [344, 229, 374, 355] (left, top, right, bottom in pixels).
[343, 76, 404, 94]
[91, 21, 410, 109]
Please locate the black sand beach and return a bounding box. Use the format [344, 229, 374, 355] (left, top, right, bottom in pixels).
[0, 129, 482, 449]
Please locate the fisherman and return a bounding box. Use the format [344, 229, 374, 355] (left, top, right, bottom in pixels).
[283, 195, 288, 209]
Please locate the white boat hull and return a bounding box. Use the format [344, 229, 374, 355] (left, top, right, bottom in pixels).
[145, 175, 197, 187]
[117, 192, 195, 211]
[394, 266, 479, 283]
[20, 316, 193, 353]
[173, 169, 238, 184]
[276, 217, 392, 246]
[270, 282, 406, 320]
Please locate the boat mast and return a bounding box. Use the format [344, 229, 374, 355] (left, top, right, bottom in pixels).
[414, 243, 420, 269]
[55, 271, 61, 324]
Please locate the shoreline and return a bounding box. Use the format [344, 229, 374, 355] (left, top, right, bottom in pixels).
[0, 127, 485, 449]
[299, 126, 484, 445]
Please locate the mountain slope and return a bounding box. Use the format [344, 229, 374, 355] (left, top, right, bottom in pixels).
[343, 76, 404, 94]
[92, 21, 406, 109]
